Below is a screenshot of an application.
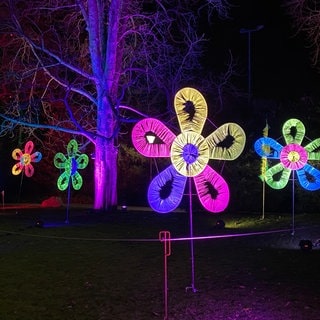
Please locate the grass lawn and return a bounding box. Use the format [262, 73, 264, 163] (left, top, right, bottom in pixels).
[0, 206, 319, 319]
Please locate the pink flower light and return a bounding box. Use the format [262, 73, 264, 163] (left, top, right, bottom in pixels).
[12, 141, 42, 177]
[280, 144, 308, 170]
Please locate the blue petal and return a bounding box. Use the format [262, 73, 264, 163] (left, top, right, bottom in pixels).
[148, 165, 187, 213]
[254, 137, 282, 159]
[296, 164, 320, 191]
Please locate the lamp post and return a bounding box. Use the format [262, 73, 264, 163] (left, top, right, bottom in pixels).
[240, 25, 264, 106]
[146, 133, 156, 181]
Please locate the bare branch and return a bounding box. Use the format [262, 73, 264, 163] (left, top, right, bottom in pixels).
[284, 0, 320, 69]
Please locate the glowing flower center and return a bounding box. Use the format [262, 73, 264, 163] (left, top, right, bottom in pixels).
[171, 132, 209, 177]
[183, 143, 199, 164]
[66, 158, 78, 176]
[280, 144, 308, 170]
[288, 151, 300, 162]
[21, 154, 31, 166]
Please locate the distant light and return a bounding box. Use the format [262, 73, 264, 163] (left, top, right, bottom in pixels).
[146, 133, 156, 144]
[35, 220, 44, 228]
[216, 220, 225, 229]
[299, 240, 313, 251]
[121, 204, 127, 212]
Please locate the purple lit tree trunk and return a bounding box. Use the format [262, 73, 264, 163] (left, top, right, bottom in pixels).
[88, 0, 121, 210]
[94, 137, 117, 210]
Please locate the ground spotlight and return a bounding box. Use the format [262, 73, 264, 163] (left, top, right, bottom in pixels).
[216, 219, 225, 229]
[299, 240, 313, 252]
[35, 220, 44, 228]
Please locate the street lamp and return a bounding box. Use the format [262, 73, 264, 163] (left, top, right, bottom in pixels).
[240, 24, 264, 105]
[146, 133, 156, 144]
[146, 133, 156, 181]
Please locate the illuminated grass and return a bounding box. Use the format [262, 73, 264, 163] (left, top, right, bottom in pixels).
[0, 208, 319, 319]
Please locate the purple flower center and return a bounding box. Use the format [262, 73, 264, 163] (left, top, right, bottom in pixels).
[182, 143, 199, 164]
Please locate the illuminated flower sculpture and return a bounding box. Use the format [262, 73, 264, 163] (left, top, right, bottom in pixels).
[54, 139, 89, 191]
[254, 118, 320, 191]
[12, 141, 42, 177]
[132, 87, 246, 213]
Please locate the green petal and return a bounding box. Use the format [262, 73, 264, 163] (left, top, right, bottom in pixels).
[305, 138, 320, 160]
[57, 171, 70, 191]
[76, 154, 89, 170]
[265, 163, 291, 189]
[71, 171, 83, 190]
[54, 153, 67, 169]
[67, 139, 79, 157]
[282, 119, 305, 145]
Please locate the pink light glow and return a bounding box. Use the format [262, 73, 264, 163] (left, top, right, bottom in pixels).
[280, 143, 308, 170]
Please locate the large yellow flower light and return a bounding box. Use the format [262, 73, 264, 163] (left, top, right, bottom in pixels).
[132, 87, 246, 213]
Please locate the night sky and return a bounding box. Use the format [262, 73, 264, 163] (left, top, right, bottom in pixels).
[206, 0, 320, 100]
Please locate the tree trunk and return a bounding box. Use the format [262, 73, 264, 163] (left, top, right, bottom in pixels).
[89, 0, 123, 211]
[94, 136, 118, 211]
[92, 84, 118, 210]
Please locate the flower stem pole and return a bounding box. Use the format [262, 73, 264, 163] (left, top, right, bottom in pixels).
[18, 171, 24, 203]
[186, 176, 197, 293]
[159, 231, 171, 320]
[65, 179, 71, 224]
[291, 171, 295, 236]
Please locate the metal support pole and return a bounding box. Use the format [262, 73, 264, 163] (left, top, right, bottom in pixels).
[291, 171, 295, 236]
[186, 177, 197, 293]
[240, 25, 264, 106]
[159, 231, 171, 320]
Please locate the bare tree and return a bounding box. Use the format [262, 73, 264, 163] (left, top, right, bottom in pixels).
[284, 0, 320, 69]
[0, 0, 230, 211]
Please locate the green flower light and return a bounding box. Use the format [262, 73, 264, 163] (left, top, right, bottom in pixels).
[54, 140, 89, 191]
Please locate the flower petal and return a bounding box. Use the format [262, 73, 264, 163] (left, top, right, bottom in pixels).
[71, 171, 83, 190]
[264, 163, 291, 189]
[132, 118, 176, 157]
[174, 87, 207, 134]
[24, 141, 34, 154]
[76, 154, 89, 170]
[12, 163, 23, 175]
[24, 164, 34, 177]
[206, 123, 246, 160]
[67, 139, 79, 157]
[148, 165, 187, 213]
[296, 164, 320, 191]
[57, 172, 70, 191]
[54, 152, 67, 169]
[254, 137, 282, 159]
[193, 165, 229, 213]
[31, 151, 42, 163]
[171, 132, 209, 177]
[282, 118, 305, 145]
[12, 148, 23, 161]
[304, 138, 320, 160]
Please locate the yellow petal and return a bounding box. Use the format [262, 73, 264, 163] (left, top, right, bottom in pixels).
[206, 123, 246, 160]
[174, 87, 207, 134]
